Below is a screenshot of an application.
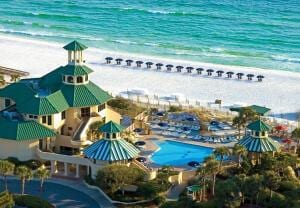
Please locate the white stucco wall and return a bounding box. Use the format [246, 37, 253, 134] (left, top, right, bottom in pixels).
[0, 139, 39, 161]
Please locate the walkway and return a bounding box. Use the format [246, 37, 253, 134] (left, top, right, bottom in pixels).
[1, 177, 114, 208]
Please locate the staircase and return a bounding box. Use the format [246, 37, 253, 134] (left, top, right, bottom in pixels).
[73, 118, 89, 141]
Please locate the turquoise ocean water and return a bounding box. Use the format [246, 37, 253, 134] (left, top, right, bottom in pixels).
[0, 0, 299, 71]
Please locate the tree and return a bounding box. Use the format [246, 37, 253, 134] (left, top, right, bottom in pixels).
[213, 146, 230, 169]
[16, 166, 32, 195]
[215, 179, 241, 208]
[263, 170, 280, 200]
[96, 164, 144, 195]
[122, 130, 136, 143]
[244, 174, 263, 206]
[233, 174, 247, 205]
[232, 144, 247, 167]
[35, 166, 50, 192]
[197, 165, 209, 201]
[0, 160, 15, 191]
[204, 156, 220, 197]
[291, 128, 300, 150]
[233, 116, 244, 139]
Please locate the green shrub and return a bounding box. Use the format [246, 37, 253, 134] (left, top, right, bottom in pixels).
[13, 195, 54, 208]
[137, 183, 157, 199]
[153, 196, 165, 205]
[168, 106, 182, 112]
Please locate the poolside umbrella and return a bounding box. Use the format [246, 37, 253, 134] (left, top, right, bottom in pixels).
[257, 75, 264, 82]
[247, 74, 254, 81]
[226, 71, 234, 78]
[105, 57, 113, 64]
[186, 67, 194, 73]
[136, 61, 144, 67]
[176, 66, 183, 72]
[115, 58, 123, 65]
[136, 157, 147, 163]
[282, 138, 292, 144]
[166, 64, 174, 71]
[196, 68, 204, 75]
[188, 161, 200, 167]
[275, 125, 288, 132]
[125, 59, 133, 66]
[216, 70, 224, 77]
[236, 73, 244, 80]
[206, 69, 214, 76]
[156, 63, 163, 70]
[145, 62, 153, 69]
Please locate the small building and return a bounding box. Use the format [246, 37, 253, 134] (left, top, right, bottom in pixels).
[238, 119, 280, 164]
[83, 121, 140, 175]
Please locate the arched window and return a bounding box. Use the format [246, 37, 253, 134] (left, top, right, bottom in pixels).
[67, 76, 74, 83]
[77, 76, 83, 83]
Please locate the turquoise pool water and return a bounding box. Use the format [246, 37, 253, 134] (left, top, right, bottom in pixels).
[151, 140, 213, 166]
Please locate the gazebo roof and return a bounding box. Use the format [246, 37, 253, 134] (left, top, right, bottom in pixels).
[83, 138, 140, 161]
[247, 120, 272, 132]
[99, 121, 124, 133]
[238, 135, 280, 153]
[63, 40, 87, 51]
[230, 105, 271, 116]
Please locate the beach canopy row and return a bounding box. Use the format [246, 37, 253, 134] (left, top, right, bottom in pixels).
[105, 57, 265, 82]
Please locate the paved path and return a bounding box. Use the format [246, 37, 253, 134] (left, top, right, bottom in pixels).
[1, 177, 114, 208]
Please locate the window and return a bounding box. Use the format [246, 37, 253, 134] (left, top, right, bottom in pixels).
[112, 133, 117, 138]
[47, 115, 52, 125]
[81, 107, 90, 117]
[76, 76, 83, 83]
[29, 115, 33, 119]
[255, 132, 260, 137]
[61, 111, 66, 120]
[98, 104, 105, 112]
[262, 131, 266, 136]
[106, 133, 110, 138]
[42, 116, 47, 124]
[4, 99, 11, 107]
[33, 115, 38, 119]
[67, 76, 74, 83]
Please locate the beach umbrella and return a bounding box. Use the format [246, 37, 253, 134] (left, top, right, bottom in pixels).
[125, 59, 133, 66]
[166, 64, 174, 71]
[196, 68, 204, 75]
[216, 70, 224, 77]
[176, 66, 183, 72]
[135, 141, 146, 146]
[275, 125, 288, 132]
[105, 57, 113, 64]
[186, 67, 194, 73]
[188, 161, 200, 167]
[257, 75, 264, 82]
[115, 58, 123, 65]
[236, 73, 244, 80]
[206, 69, 214, 76]
[226, 71, 234, 78]
[246, 74, 254, 81]
[156, 63, 164, 70]
[145, 62, 153, 69]
[136, 61, 144, 67]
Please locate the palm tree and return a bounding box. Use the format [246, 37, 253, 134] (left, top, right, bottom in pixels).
[0, 160, 15, 191]
[291, 128, 300, 150]
[204, 156, 219, 197]
[213, 146, 230, 169]
[16, 166, 32, 195]
[122, 130, 136, 143]
[197, 166, 209, 201]
[233, 144, 247, 167]
[233, 116, 244, 139]
[35, 166, 50, 192]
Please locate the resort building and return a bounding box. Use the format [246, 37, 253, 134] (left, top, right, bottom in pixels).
[0, 41, 127, 178]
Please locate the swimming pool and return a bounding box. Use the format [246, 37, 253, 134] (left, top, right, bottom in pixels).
[151, 140, 213, 166]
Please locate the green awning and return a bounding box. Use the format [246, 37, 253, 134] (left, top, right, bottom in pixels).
[63, 40, 87, 51]
[230, 105, 271, 116]
[99, 121, 124, 133]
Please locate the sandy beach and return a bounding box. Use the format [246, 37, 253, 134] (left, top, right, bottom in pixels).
[0, 35, 299, 120]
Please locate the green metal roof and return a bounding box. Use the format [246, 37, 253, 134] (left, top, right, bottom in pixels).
[0, 118, 56, 141]
[238, 135, 280, 153]
[60, 82, 112, 107]
[0, 82, 36, 104]
[63, 41, 87, 51]
[247, 120, 272, 132]
[83, 138, 140, 161]
[230, 105, 271, 116]
[99, 121, 124, 133]
[17, 90, 69, 115]
[61, 65, 93, 76]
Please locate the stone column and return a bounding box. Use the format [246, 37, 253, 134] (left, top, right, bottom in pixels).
[51, 161, 57, 174]
[64, 163, 68, 176]
[76, 164, 80, 178]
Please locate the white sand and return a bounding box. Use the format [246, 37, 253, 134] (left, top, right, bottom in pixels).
[0, 34, 299, 120]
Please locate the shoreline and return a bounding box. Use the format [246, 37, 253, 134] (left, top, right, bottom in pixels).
[0, 34, 299, 121]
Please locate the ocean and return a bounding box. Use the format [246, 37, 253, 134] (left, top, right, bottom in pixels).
[0, 0, 299, 72]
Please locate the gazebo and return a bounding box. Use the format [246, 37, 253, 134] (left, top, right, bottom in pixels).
[83, 121, 140, 165]
[238, 119, 280, 164]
